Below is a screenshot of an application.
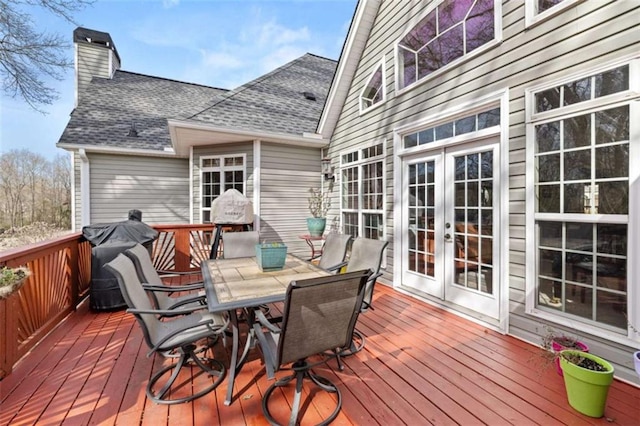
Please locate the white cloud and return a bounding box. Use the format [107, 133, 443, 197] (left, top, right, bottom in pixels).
[162, 0, 180, 9]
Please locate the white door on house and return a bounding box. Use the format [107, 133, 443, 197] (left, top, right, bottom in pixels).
[402, 139, 500, 320]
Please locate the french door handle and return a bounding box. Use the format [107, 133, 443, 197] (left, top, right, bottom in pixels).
[444, 233, 452, 241]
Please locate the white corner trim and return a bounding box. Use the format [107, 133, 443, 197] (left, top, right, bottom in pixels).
[253, 140, 261, 233]
[70, 152, 77, 232]
[189, 146, 194, 224]
[79, 149, 91, 227]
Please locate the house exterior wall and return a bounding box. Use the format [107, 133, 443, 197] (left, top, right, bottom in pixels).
[87, 153, 189, 225]
[328, 0, 639, 383]
[259, 142, 323, 258]
[72, 151, 82, 231]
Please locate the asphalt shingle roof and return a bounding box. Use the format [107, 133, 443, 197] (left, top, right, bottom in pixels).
[58, 71, 227, 151]
[58, 53, 337, 152]
[187, 53, 337, 136]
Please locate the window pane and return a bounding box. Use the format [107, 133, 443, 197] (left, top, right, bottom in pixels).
[566, 223, 592, 250]
[539, 221, 562, 248]
[538, 185, 560, 213]
[564, 183, 587, 213]
[401, 47, 417, 87]
[564, 114, 591, 148]
[481, 151, 493, 178]
[539, 249, 562, 278]
[563, 77, 591, 105]
[404, 133, 418, 148]
[455, 116, 476, 135]
[595, 66, 629, 97]
[595, 105, 629, 144]
[478, 108, 500, 129]
[596, 291, 627, 328]
[438, 0, 470, 33]
[597, 224, 627, 255]
[419, 128, 435, 145]
[538, 154, 560, 182]
[466, 0, 495, 53]
[563, 149, 590, 181]
[535, 88, 560, 112]
[536, 121, 560, 152]
[598, 181, 628, 214]
[596, 144, 628, 179]
[538, 0, 565, 13]
[436, 122, 454, 139]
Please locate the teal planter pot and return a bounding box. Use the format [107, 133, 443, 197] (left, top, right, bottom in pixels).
[255, 243, 287, 271]
[306, 217, 326, 237]
[560, 350, 614, 418]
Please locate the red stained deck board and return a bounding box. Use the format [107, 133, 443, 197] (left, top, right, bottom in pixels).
[2, 284, 640, 426]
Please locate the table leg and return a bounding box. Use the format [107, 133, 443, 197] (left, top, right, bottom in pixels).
[224, 309, 240, 406]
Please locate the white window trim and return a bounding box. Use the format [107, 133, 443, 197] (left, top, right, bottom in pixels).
[394, 0, 503, 95]
[524, 58, 640, 345]
[199, 153, 247, 224]
[525, 0, 586, 29]
[339, 140, 387, 240]
[359, 58, 386, 115]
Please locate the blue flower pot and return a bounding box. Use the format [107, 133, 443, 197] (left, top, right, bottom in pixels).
[306, 217, 326, 237]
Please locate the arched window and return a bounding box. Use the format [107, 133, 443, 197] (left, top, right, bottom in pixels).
[360, 62, 384, 112]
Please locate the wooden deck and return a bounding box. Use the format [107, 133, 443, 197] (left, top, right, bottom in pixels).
[1, 284, 639, 426]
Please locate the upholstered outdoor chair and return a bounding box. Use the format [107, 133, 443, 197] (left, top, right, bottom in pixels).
[317, 233, 353, 272]
[124, 244, 206, 314]
[104, 254, 229, 405]
[252, 269, 372, 426]
[221, 231, 260, 259]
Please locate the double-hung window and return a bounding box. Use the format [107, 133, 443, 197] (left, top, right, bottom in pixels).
[528, 61, 639, 336]
[200, 155, 245, 223]
[341, 143, 385, 240]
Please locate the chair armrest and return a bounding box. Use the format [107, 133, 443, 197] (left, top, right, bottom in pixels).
[324, 261, 348, 273]
[147, 317, 222, 356]
[142, 282, 204, 292]
[127, 307, 199, 316]
[165, 295, 207, 311]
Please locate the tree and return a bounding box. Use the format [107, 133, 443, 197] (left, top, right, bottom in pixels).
[0, 0, 93, 111]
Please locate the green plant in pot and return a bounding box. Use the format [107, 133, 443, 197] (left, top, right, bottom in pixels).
[0, 266, 31, 299]
[560, 350, 614, 418]
[307, 187, 330, 237]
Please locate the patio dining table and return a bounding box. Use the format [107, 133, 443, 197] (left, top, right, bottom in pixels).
[201, 254, 330, 405]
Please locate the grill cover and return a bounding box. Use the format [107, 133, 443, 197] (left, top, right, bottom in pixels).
[83, 217, 158, 311]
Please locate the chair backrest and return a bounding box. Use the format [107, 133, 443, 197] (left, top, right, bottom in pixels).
[345, 238, 389, 310]
[318, 233, 353, 271]
[277, 269, 371, 365]
[222, 231, 260, 259]
[103, 254, 160, 348]
[124, 244, 163, 285]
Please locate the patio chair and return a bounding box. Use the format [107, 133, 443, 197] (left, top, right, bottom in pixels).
[336, 237, 389, 366]
[124, 244, 206, 314]
[221, 230, 260, 259]
[317, 233, 353, 272]
[104, 254, 229, 405]
[252, 269, 372, 426]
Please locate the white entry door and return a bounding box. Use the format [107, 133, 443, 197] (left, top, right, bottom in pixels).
[402, 139, 500, 320]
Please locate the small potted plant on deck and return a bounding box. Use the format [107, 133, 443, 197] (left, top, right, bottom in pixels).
[0, 266, 31, 299]
[307, 188, 330, 237]
[541, 326, 589, 376]
[559, 350, 614, 418]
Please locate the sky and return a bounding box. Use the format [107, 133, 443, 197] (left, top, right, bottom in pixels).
[0, 0, 357, 160]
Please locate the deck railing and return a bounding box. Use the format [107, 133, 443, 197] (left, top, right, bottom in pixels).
[0, 224, 213, 380]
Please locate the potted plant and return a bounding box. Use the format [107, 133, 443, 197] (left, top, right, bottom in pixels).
[255, 242, 288, 271]
[541, 326, 589, 376]
[307, 187, 330, 237]
[560, 350, 614, 418]
[0, 266, 31, 299]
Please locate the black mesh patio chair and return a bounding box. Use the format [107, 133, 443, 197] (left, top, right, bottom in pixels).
[124, 244, 206, 314]
[221, 230, 260, 259]
[104, 254, 229, 405]
[252, 269, 372, 426]
[317, 233, 353, 272]
[335, 237, 389, 366]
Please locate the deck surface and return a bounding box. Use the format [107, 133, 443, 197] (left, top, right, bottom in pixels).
[1, 284, 639, 425]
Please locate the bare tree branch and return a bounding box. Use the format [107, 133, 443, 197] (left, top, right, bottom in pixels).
[0, 0, 94, 112]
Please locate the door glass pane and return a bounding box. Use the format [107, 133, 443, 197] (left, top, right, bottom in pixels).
[452, 150, 494, 295]
[407, 161, 435, 278]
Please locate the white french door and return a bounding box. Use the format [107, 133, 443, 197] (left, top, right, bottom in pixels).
[402, 139, 501, 320]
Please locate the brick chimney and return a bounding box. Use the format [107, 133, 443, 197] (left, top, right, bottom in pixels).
[73, 27, 121, 106]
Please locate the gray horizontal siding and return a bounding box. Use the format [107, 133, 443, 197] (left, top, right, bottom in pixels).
[88, 153, 189, 225]
[329, 0, 640, 382]
[259, 142, 323, 258]
[77, 43, 112, 98]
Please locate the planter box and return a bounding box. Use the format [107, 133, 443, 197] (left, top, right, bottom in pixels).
[255, 244, 287, 271]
